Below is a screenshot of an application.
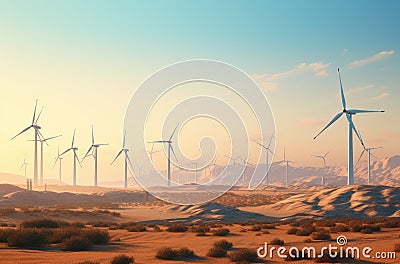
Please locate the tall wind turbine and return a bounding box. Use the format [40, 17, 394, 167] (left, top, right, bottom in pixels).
[29, 135, 62, 185]
[314, 68, 385, 185]
[254, 135, 274, 187]
[356, 146, 382, 184]
[21, 154, 28, 178]
[60, 129, 81, 186]
[54, 146, 63, 182]
[312, 152, 329, 186]
[225, 155, 241, 184]
[148, 124, 179, 187]
[278, 148, 294, 187]
[111, 130, 134, 188]
[11, 99, 43, 186]
[82, 126, 108, 187]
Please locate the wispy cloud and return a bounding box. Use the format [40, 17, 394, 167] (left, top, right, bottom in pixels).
[369, 92, 389, 101]
[296, 118, 325, 127]
[348, 50, 395, 69]
[342, 48, 349, 56]
[258, 82, 279, 91]
[347, 84, 374, 95]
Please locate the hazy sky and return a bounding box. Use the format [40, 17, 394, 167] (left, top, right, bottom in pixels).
[0, 0, 399, 185]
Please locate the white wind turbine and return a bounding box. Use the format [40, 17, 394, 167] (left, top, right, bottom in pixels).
[254, 135, 274, 187]
[147, 143, 161, 161]
[225, 155, 242, 184]
[356, 146, 382, 184]
[239, 157, 254, 187]
[82, 126, 108, 187]
[29, 135, 62, 185]
[111, 130, 134, 188]
[11, 99, 44, 186]
[278, 148, 294, 187]
[60, 129, 81, 186]
[21, 154, 28, 178]
[54, 146, 63, 182]
[148, 124, 179, 187]
[314, 68, 384, 185]
[312, 152, 329, 186]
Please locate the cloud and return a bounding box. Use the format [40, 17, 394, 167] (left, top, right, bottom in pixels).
[369, 92, 389, 101]
[258, 82, 279, 91]
[296, 118, 325, 127]
[348, 50, 395, 69]
[347, 84, 374, 95]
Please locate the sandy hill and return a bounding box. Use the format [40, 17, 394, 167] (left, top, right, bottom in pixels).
[255, 185, 400, 219]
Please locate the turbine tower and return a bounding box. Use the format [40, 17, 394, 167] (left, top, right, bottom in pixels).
[148, 124, 179, 187]
[278, 148, 294, 187]
[254, 135, 274, 187]
[11, 99, 43, 186]
[111, 130, 134, 188]
[29, 135, 61, 185]
[60, 129, 81, 186]
[356, 146, 382, 184]
[314, 68, 384, 185]
[225, 155, 241, 184]
[82, 126, 108, 187]
[312, 152, 329, 186]
[239, 157, 254, 187]
[21, 154, 28, 178]
[54, 146, 63, 182]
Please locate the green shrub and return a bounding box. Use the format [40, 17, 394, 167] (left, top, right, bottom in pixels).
[110, 254, 134, 264]
[229, 248, 258, 263]
[212, 228, 230, 236]
[62, 235, 91, 251]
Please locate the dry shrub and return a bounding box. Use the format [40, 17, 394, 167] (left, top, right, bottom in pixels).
[110, 254, 134, 264]
[229, 248, 258, 263]
[62, 235, 91, 251]
[21, 218, 68, 229]
[166, 224, 187, 232]
[213, 239, 233, 250]
[213, 228, 230, 236]
[207, 246, 227, 258]
[311, 231, 332, 241]
[7, 228, 48, 248]
[270, 238, 284, 245]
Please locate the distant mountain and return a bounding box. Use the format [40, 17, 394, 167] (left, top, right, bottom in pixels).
[0, 172, 67, 186]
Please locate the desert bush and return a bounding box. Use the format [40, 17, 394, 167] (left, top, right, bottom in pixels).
[381, 219, 400, 228]
[62, 235, 91, 251]
[311, 231, 332, 241]
[213, 239, 233, 250]
[287, 227, 298, 235]
[50, 227, 81, 243]
[153, 225, 161, 232]
[296, 228, 314, 236]
[262, 230, 270, 234]
[270, 238, 284, 245]
[126, 224, 146, 232]
[81, 228, 110, 245]
[21, 218, 68, 229]
[250, 225, 262, 231]
[229, 248, 258, 263]
[212, 228, 230, 236]
[207, 246, 227, 258]
[88, 221, 115, 227]
[8, 228, 48, 248]
[315, 219, 336, 227]
[394, 243, 400, 252]
[176, 247, 195, 258]
[195, 231, 206, 236]
[303, 238, 313, 243]
[330, 224, 349, 233]
[166, 224, 187, 232]
[0, 228, 16, 242]
[155, 247, 177, 260]
[77, 261, 100, 264]
[110, 254, 134, 264]
[192, 226, 210, 233]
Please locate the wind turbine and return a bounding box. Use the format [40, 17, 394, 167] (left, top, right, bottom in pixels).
[20, 154, 28, 178]
[312, 152, 329, 186]
[225, 155, 242, 184]
[254, 135, 274, 187]
[239, 157, 254, 187]
[54, 146, 63, 182]
[356, 146, 382, 184]
[148, 124, 179, 187]
[278, 148, 294, 187]
[29, 135, 62, 185]
[147, 143, 161, 161]
[60, 129, 81, 186]
[11, 99, 44, 186]
[82, 126, 108, 187]
[111, 130, 134, 188]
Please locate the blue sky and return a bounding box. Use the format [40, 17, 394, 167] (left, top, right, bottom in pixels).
[0, 0, 399, 184]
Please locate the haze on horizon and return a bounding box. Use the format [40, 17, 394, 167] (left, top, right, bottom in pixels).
[0, 0, 399, 186]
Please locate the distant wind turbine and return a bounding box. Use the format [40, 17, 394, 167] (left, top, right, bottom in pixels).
[111, 130, 134, 188]
[11, 99, 44, 186]
[60, 129, 81, 186]
[147, 143, 161, 161]
[54, 146, 63, 182]
[239, 157, 254, 187]
[29, 134, 62, 185]
[278, 148, 294, 187]
[82, 126, 108, 187]
[20, 154, 28, 178]
[225, 155, 241, 184]
[312, 152, 329, 186]
[313, 68, 385, 185]
[148, 124, 179, 187]
[254, 135, 274, 187]
[356, 146, 382, 184]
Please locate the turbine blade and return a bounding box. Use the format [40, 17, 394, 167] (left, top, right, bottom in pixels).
[355, 149, 366, 167]
[253, 140, 267, 150]
[35, 106, 44, 124]
[313, 112, 343, 139]
[82, 146, 93, 161]
[346, 113, 364, 147]
[37, 130, 49, 146]
[347, 109, 385, 114]
[170, 144, 178, 162]
[324, 152, 330, 158]
[32, 99, 38, 125]
[150, 142, 155, 154]
[75, 151, 82, 168]
[338, 68, 347, 109]
[111, 150, 123, 165]
[43, 135, 62, 142]
[11, 126, 33, 140]
[268, 135, 274, 148]
[148, 140, 166, 143]
[169, 123, 179, 141]
[126, 153, 134, 171]
[91, 125, 94, 145]
[60, 148, 72, 156]
[123, 130, 126, 148]
[53, 157, 59, 168]
[72, 129, 76, 147]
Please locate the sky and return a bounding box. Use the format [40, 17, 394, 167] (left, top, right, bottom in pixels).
[0, 0, 399, 186]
